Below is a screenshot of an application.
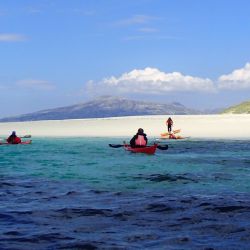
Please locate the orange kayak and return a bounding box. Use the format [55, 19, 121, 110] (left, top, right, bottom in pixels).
[161, 129, 181, 137]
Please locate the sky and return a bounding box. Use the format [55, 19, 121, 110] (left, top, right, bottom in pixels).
[0, 0, 250, 117]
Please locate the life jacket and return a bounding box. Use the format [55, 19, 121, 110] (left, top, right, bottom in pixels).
[135, 135, 147, 146]
[166, 119, 173, 125]
[13, 137, 21, 144]
[7, 136, 21, 144]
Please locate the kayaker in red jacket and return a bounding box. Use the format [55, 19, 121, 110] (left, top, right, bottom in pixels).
[130, 128, 148, 148]
[6, 131, 21, 144]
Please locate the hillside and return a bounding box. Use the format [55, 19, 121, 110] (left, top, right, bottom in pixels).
[222, 101, 250, 114]
[0, 96, 202, 122]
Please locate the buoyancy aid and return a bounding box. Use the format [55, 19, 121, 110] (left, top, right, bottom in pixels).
[13, 137, 21, 144]
[166, 119, 173, 125]
[135, 135, 147, 146]
[7, 136, 21, 144]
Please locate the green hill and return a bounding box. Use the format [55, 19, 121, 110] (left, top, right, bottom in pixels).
[222, 101, 250, 114]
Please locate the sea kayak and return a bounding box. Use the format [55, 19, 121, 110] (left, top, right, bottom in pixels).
[0, 140, 32, 145]
[161, 129, 181, 137]
[124, 144, 158, 155]
[160, 136, 188, 140]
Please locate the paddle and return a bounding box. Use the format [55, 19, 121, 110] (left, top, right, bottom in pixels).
[109, 144, 123, 148]
[156, 144, 168, 150]
[109, 144, 168, 150]
[20, 135, 32, 138]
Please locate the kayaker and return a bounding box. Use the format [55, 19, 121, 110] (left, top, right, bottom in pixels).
[169, 132, 177, 139]
[6, 131, 21, 144]
[130, 128, 148, 148]
[166, 117, 173, 132]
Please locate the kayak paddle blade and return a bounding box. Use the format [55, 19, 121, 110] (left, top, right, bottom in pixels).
[157, 145, 168, 150]
[21, 135, 32, 138]
[109, 144, 123, 148]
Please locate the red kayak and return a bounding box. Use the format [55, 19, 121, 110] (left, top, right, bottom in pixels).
[0, 140, 32, 145]
[124, 144, 158, 155]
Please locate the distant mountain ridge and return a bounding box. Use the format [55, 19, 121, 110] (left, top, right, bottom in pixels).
[221, 101, 250, 114]
[0, 96, 202, 122]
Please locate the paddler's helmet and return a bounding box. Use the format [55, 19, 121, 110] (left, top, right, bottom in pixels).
[11, 131, 16, 136]
[138, 128, 144, 133]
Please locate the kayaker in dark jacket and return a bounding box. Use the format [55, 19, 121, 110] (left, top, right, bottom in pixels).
[6, 131, 21, 144]
[130, 128, 148, 148]
[166, 117, 173, 132]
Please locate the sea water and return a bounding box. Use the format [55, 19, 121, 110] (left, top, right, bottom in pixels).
[0, 138, 250, 249]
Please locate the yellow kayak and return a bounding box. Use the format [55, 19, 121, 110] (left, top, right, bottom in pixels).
[161, 129, 181, 137]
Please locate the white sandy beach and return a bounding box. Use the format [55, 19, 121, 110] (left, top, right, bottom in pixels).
[0, 114, 250, 139]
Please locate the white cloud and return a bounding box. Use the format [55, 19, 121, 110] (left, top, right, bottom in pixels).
[116, 15, 157, 26]
[72, 8, 95, 16]
[17, 79, 55, 90]
[122, 35, 147, 41]
[87, 67, 215, 95]
[86, 63, 250, 96]
[26, 6, 43, 14]
[123, 35, 179, 41]
[218, 63, 250, 89]
[138, 27, 158, 33]
[0, 33, 27, 42]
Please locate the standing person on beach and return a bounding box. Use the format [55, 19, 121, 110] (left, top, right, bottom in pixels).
[6, 131, 21, 144]
[166, 117, 173, 133]
[130, 128, 148, 148]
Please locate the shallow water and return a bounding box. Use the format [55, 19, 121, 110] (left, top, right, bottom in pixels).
[0, 138, 250, 249]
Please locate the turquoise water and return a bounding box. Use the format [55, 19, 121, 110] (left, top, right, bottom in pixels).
[1, 138, 250, 249]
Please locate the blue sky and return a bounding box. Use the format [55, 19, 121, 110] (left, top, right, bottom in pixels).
[1, 0, 250, 117]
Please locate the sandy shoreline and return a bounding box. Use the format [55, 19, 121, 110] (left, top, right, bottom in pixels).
[0, 114, 250, 139]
